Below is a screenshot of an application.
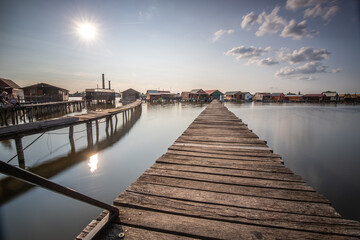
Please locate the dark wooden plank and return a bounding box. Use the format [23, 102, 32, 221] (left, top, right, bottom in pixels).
[136, 174, 330, 203]
[116, 191, 360, 237]
[166, 150, 283, 162]
[151, 163, 305, 182]
[124, 181, 337, 217]
[116, 206, 356, 239]
[143, 168, 315, 191]
[157, 155, 292, 174]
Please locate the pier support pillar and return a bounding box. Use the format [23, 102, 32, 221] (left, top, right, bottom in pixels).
[15, 136, 25, 169]
[69, 125, 75, 153]
[86, 121, 93, 148]
[95, 120, 99, 143]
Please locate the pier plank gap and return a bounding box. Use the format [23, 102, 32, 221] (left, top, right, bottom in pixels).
[79, 100, 360, 240]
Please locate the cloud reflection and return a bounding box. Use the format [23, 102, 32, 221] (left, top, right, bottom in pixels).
[88, 153, 98, 173]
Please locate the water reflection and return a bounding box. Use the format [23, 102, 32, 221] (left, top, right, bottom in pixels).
[0, 107, 141, 205]
[88, 154, 98, 173]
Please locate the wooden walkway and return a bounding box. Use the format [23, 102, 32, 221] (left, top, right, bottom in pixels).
[79, 100, 360, 239]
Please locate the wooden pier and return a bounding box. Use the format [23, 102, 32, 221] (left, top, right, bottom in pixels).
[79, 100, 360, 239]
[0, 100, 85, 126]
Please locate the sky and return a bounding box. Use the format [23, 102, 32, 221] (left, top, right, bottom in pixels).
[0, 0, 359, 94]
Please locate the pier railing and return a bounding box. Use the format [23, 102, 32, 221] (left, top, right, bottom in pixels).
[0, 160, 118, 240]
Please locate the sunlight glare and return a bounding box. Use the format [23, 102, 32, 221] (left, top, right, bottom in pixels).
[77, 22, 97, 41]
[88, 153, 99, 173]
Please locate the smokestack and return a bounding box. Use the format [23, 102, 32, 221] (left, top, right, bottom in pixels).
[108, 80, 111, 90]
[102, 74, 105, 89]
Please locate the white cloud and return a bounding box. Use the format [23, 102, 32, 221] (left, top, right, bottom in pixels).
[286, 0, 339, 23]
[225, 46, 270, 60]
[241, 12, 258, 29]
[256, 7, 287, 37]
[212, 29, 234, 42]
[279, 47, 330, 64]
[257, 58, 279, 66]
[280, 20, 309, 40]
[332, 68, 343, 73]
[275, 61, 328, 76]
[285, 0, 326, 11]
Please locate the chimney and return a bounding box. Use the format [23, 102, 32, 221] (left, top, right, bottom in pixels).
[102, 74, 105, 89]
[108, 80, 111, 90]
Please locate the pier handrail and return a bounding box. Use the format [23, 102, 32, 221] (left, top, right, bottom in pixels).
[0, 160, 118, 239]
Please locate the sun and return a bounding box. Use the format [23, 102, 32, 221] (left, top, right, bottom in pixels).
[77, 22, 97, 41]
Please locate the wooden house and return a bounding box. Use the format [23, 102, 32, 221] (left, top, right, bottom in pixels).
[23, 83, 69, 103]
[271, 93, 285, 101]
[85, 74, 115, 103]
[121, 88, 140, 102]
[188, 89, 209, 101]
[242, 92, 252, 101]
[322, 91, 338, 102]
[224, 91, 242, 101]
[253, 92, 271, 101]
[284, 94, 304, 102]
[205, 90, 223, 100]
[303, 94, 324, 102]
[0, 78, 24, 102]
[146, 90, 176, 101]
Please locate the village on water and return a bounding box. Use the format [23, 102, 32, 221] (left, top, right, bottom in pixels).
[1, 75, 360, 109]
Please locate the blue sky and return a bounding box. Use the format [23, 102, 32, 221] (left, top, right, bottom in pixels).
[0, 0, 359, 94]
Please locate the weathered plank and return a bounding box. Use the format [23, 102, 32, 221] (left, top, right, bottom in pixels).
[116, 191, 360, 237]
[116, 207, 356, 239]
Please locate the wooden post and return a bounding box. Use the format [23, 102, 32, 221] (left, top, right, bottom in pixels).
[69, 125, 75, 153]
[95, 120, 99, 142]
[15, 136, 25, 169]
[105, 117, 109, 137]
[86, 121, 93, 148]
[109, 115, 113, 134]
[114, 114, 118, 131]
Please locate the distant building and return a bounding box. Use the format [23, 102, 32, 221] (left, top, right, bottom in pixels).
[0, 78, 24, 101]
[242, 92, 253, 101]
[205, 90, 223, 100]
[121, 88, 140, 102]
[85, 74, 115, 103]
[185, 89, 209, 101]
[322, 91, 338, 102]
[224, 91, 242, 101]
[146, 90, 176, 101]
[253, 92, 271, 101]
[284, 94, 304, 102]
[271, 93, 285, 101]
[23, 83, 69, 103]
[303, 94, 324, 102]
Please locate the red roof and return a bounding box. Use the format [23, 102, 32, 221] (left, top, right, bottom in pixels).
[205, 90, 217, 95]
[304, 94, 324, 97]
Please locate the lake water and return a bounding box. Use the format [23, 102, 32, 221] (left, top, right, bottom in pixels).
[0, 102, 359, 240]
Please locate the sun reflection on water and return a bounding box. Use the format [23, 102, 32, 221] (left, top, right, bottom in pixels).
[88, 153, 98, 173]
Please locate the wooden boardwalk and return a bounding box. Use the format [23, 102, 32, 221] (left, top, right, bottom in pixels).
[80, 100, 360, 239]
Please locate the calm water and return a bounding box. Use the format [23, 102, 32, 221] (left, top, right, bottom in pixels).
[0, 102, 359, 239]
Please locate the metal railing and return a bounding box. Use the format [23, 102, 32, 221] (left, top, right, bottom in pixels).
[0, 160, 119, 239]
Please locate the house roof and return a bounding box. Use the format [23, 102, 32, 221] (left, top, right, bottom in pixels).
[122, 88, 139, 94]
[271, 93, 284, 96]
[255, 92, 271, 95]
[205, 90, 223, 95]
[285, 94, 303, 97]
[304, 94, 324, 97]
[322, 92, 338, 97]
[23, 82, 68, 92]
[224, 91, 241, 95]
[0, 78, 21, 89]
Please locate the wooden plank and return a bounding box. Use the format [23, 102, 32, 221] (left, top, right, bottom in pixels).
[156, 155, 292, 174]
[143, 168, 315, 191]
[166, 150, 283, 162]
[169, 144, 276, 155]
[151, 163, 305, 182]
[116, 206, 356, 239]
[136, 174, 329, 203]
[176, 136, 267, 145]
[124, 181, 336, 217]
[116, 191, 360, 237]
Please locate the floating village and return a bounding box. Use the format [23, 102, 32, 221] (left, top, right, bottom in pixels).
[1, 75, 360, 239]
